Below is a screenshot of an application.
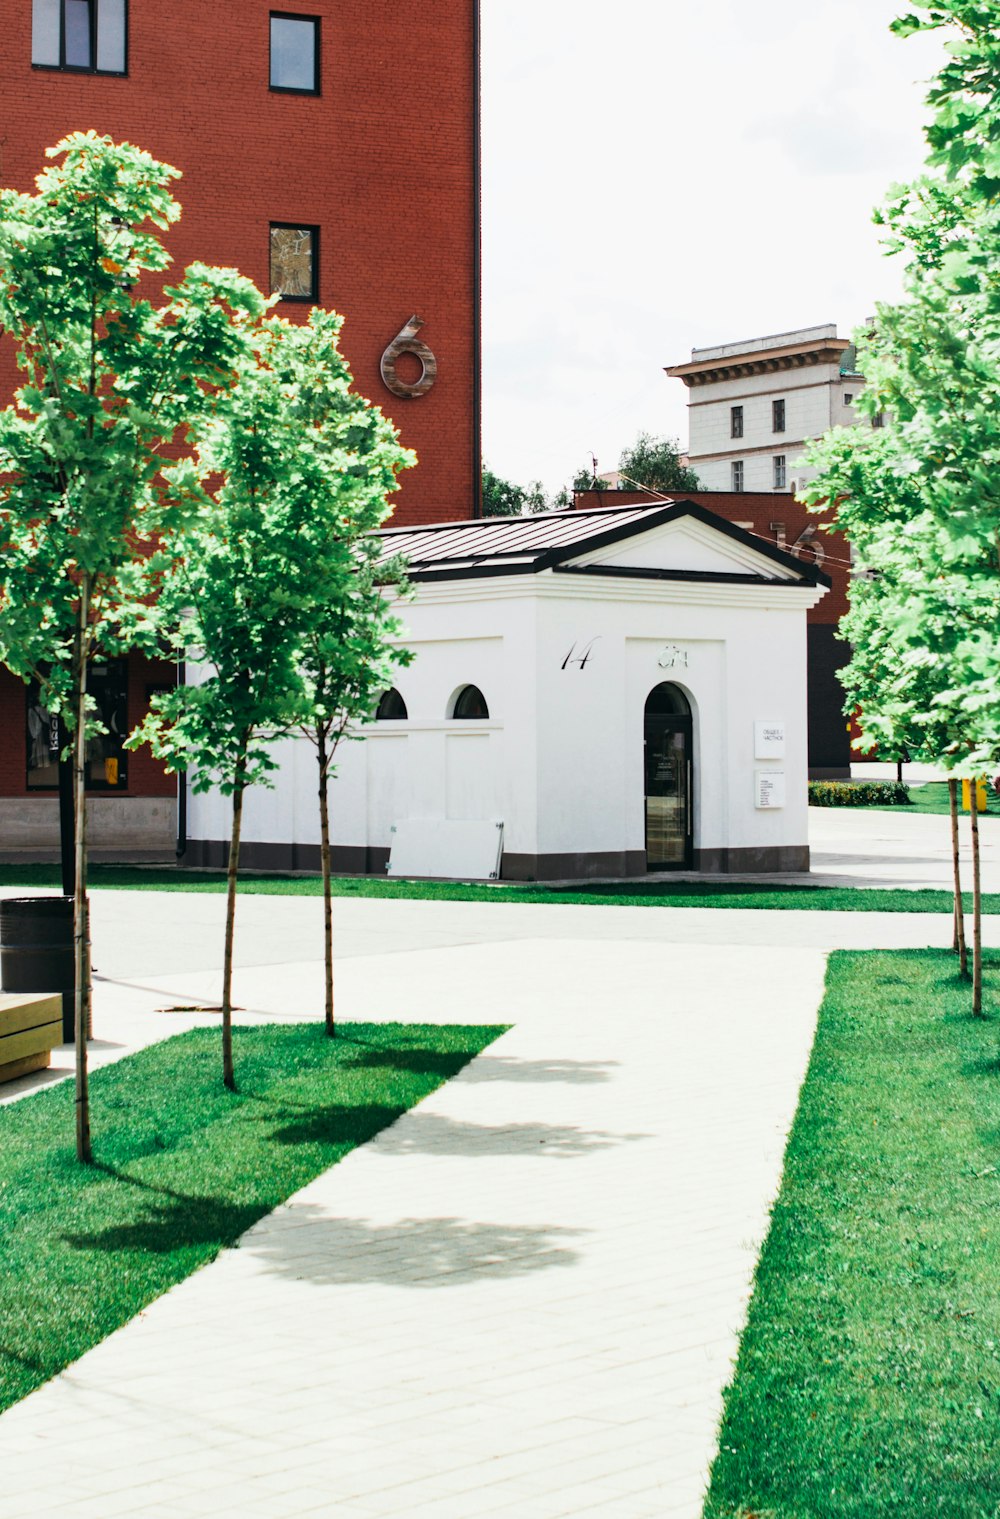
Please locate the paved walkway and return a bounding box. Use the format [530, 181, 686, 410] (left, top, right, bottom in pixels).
[0, 810, 997, 1517]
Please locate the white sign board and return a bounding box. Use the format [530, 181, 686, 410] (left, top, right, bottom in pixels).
[387, 818, 505, 880]
[754, 720, 786, 759]
[755, 770, 786, 809]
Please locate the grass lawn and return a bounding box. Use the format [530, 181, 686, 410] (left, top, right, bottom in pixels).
[869, 780, 1000, 818]
[1, 863, 999, 914]
[0, 1020, 502, 1415]
[703, 949, 1000, 1519]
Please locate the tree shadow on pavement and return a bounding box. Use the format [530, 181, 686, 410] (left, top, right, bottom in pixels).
[243, 1207, 584, 1287]
[456, 1056, 619, 1085]
[345, 1109, 647, 1159]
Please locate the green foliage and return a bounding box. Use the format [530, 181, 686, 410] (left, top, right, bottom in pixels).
[704, 949, 1000, 1517]
[616, 432, 701, 494]
[482, 465, 527, 517]
[0, 133, 264, 723]
[481, 467, 550, 516]
[808, 780, 912, 807]
[0, 1020, 502, 1414]
[802, 5, 1000, 777]
[130, 308, 413, 793]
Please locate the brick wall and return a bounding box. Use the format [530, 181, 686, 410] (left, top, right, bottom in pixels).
[0, 0, 479, 527]
[0, 2, 478, 808]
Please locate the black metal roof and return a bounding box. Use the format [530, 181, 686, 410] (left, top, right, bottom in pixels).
[375, 500, 831, 589]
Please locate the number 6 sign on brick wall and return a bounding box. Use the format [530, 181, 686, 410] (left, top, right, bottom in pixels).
[380, 315, 438, 398]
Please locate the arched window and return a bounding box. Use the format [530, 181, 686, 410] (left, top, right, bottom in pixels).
[375, 687, 407, 721]
[644, 683, 691, 720]
[451, 684, 489, 720]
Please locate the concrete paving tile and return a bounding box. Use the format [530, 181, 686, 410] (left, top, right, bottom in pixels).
[0, 896, 849, 1517]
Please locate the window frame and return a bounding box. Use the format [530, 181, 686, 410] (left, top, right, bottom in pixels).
[772, 398, 786, 434]
[731, 460, 744, 492]
[32, 0, 128, 76]
[451, 685, 490, 721]
[269, 222, 320, 304]
[773, 455, 786, 490]
[269, 11, 320, 95]
[26, 658, 129, 792]
[730, 405, 743, 440]
[374, 687, 408, 721]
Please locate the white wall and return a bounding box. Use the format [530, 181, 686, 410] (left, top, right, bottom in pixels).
[187, 552, 821, 874]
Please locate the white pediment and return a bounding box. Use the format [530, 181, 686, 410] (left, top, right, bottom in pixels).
[566, 514, 802, 582]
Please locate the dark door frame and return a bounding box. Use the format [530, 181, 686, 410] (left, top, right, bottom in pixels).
[644, 686, 694, 871]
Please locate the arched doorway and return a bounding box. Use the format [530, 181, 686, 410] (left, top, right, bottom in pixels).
[644, 683, 693, 870]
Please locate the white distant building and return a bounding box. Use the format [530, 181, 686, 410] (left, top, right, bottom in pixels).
[666, 324, 876, 493]
[185, 502, 828, 880]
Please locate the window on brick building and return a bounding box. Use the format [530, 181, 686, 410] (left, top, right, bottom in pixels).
[731, 460, 744, 491]
[773, 455, 786, 490]
[32, 0, 127, 74]
[26, 660, 128, 790]
[730, 405, 743, 439]
[772, 398, 786, 433]
[270, 224, 318, 301]
[269, 13, 319, 93]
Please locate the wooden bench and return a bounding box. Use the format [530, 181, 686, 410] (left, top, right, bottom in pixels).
[0, 992, 63, 1084]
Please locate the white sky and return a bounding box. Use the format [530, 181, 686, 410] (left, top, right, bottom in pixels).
[480, 0, 944, 494]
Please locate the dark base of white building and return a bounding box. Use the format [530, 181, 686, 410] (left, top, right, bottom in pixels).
[181, 839, 809, 878]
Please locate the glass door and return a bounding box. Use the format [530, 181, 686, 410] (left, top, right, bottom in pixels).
[644, 684, 692, 870]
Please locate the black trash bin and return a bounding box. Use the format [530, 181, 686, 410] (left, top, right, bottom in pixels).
[0, 896, 76, 1042]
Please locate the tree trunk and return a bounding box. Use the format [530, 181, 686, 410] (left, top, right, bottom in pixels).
[73, 577, 92, 1163]
[949, 778, 968, 978]
[221, 757, 246, 1091]
[971, 778, 983, 1017]
[317, 725, 334, 1036]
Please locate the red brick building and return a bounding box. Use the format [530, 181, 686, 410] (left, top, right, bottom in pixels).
[1, 0, 481, 857]
[574, 490, 854, 775]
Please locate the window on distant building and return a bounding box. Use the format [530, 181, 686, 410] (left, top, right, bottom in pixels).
[773, 455, 786, 490]
[269, 13, 319, 92]
[731, 460, 744, 491]
[843, 392, 854, 405]
[730, 405, 743, 439]
[772, 398, 786, 433]
[872, 411, 885, 429]
[269, 224, 318, 301]
[32, 0, 127, 73]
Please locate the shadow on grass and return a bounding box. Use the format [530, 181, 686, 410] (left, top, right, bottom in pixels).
[267, 1103, 404, 1149]
[62, 1164, 261, 1256]
[338, 1046, 490, 1080]
[243, 1206, 584, 1287]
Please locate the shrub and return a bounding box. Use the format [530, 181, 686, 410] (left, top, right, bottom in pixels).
[808, 780, 911, 807]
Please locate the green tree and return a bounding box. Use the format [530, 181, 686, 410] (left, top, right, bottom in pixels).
[482, 465, 526, 517]
[0, 134, 263, 1158]
[286, 312, 414, 1036]
[803, 0, 1000, 1014]
[133, 309, 412, 1081]
[616, 433, 701, 494]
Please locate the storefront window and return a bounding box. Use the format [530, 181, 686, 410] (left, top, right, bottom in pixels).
[26, 660, 129, 790]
